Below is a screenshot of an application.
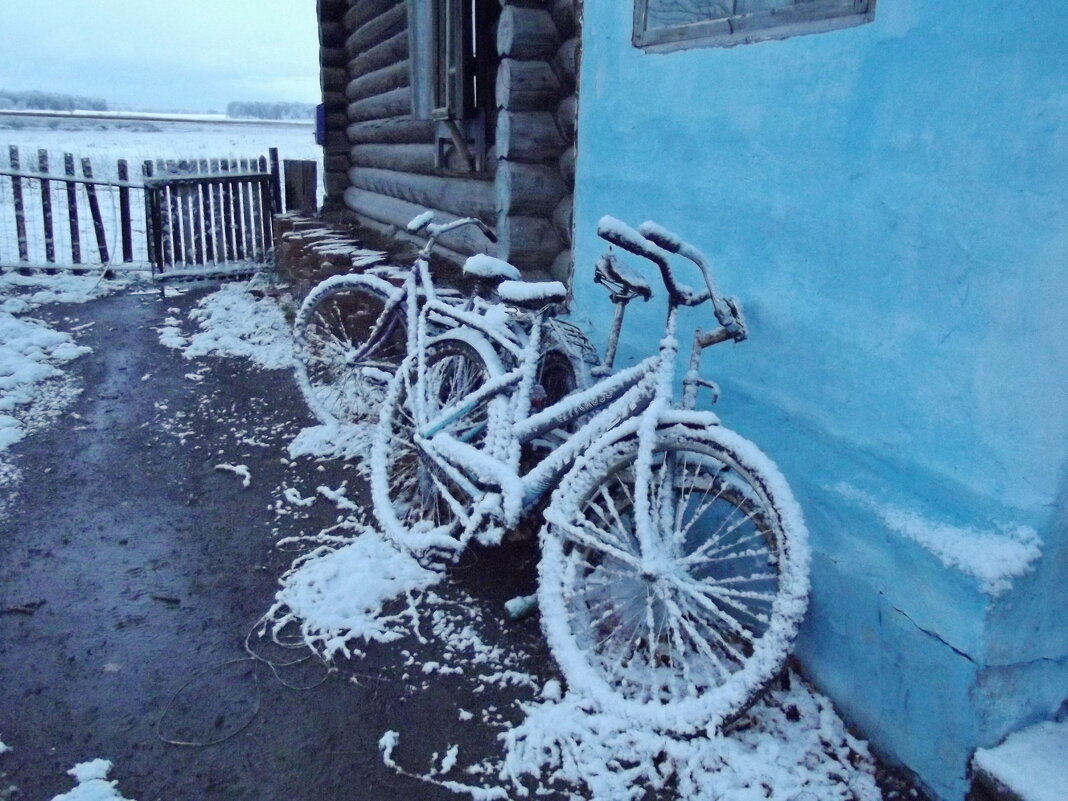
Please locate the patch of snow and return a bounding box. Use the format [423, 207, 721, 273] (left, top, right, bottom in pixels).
[0, 312, 90, 450]
[834, 483, 1042, 596]
[267, 531, 442, 659]
[463, 254, 520, 281]
[160, 283, 294, 370]
[0, 737, 9, 754]
[973, 720, 1068, 801]
[289, 422, 377, 470]
[50, 759, 134, 801]
[0, 273, 124, 315]
[214, 462, 251, 487]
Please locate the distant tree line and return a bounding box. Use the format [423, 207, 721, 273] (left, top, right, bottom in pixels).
[0, 89, 108, 111]
[226, 101, 315, 121]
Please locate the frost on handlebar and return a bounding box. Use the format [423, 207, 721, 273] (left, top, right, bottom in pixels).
[407, 211, 435, 233]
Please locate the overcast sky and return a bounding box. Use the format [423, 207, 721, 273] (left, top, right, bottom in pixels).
[0, 0, 321, 111]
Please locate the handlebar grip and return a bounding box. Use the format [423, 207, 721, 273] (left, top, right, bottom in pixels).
[638, 221, 683, 255]
[480, 224, 498, 244]
[597, 215, 671, 266]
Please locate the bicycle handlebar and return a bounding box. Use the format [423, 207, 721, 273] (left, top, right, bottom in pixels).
[408, 212, 498, 244]
[597, 216, 746, 340]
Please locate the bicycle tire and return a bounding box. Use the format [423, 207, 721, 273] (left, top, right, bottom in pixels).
[538, 424, 809, 733]
[294, 274, 405, 426]
[371, 334, 505, 552]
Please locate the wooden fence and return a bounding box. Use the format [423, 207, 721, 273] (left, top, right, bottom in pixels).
[0, 145, 284, 278]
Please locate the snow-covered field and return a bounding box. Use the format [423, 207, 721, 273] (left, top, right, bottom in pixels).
[0, 118, 322, 266]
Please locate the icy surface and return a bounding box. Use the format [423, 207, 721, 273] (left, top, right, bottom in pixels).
[973, 720, 1068, 801]
[835, 483, 1042, 596]
[158, 283, 294, 370]
[50, 759, 134, 801]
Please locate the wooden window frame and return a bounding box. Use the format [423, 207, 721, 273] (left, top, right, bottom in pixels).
[408, 0, 497, 174]
[633, 0, 876, 52]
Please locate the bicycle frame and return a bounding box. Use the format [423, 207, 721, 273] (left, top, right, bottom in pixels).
[410, 217, 743, 553]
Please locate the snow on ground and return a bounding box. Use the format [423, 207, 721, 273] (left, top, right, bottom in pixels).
[834, 483, 1042, 596]
[973, 719, 1068, 801]
[0, 273, 114, 521]
[48, 759, 134, 801]
[0, 737, 9, 754]
[157, 281, 294, 370]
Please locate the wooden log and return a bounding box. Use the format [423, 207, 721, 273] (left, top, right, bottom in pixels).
[38, 150, 55, 264]
[344, 186, 496, 259]
[556, 94, 578, 142]
[549, 0, 578, 40]
[349, 143, 438, 175]
[496, 59, 561, 112]
[323, 131, 351, 152]
[142, 160, 157, 269]
[347, 166, 495, 219]
[496, 161, 567, 217]
[349, 29, 409, 78]
[345, 59, 410, 102]
[325, 153, 350, 174]
[551, 194, 573, 246]
[552, 38, 579, 89]
[322, 66, 348, 92]
[497, 6, 559, 60]
[342, 0, 397, 34]
[496, 110, 566, 162]
[320, 45, 346, 68]
[8, 146, 28, 261]
[559, 144, 576, 184]
[347, 86, 411, 123]
[497, 214, 561, 270]
[347, 116, 434, 145]
[117, 159, 133, 262]
[65, 154, 82, 264]
[80, 157, 110, 264]
[325, 114, 349, 136]
[319, 20, 346, 48]
[345, 3, 406, 60]
[323, 89, 347, 108]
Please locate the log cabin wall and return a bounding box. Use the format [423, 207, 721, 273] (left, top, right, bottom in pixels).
[495, 0, 579, 282]
[318, 0, 580, 280]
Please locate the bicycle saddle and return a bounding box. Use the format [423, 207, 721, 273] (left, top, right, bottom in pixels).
[463, 254, 521, 282]
[497, 280, 567, 310]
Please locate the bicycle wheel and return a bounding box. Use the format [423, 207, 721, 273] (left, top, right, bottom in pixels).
[538, 424, 809, 733]
[372, 336, 503, 549]
[294, 274, 406, 425]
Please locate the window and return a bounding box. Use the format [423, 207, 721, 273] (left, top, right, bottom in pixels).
[408, 0, 498, 173]
[634, 0, 876, 51]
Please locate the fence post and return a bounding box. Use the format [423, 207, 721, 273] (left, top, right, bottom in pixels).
[117, 159, 133, 263]
[268, 147, 282, 213]
[283, 159, 318, 215]
[38, 149, 56, 269]
[257, 155, 273, 258]
[64, 153, 82, 266]
[142, 160, 159, 272]
[9, 146, 29, 262]
[80, 157, 110, 268]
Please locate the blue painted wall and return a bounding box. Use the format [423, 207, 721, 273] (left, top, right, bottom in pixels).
[569, 2, 1068, 798]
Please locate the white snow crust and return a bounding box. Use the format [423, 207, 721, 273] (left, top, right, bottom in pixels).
[50, 759, 134, 801]
[834, 483, 1041, 595]
[0, 737, 9, 754]
[973, 720, 1068, 801]
[463, 254, 521, 281]
[158, 282, 294, 370]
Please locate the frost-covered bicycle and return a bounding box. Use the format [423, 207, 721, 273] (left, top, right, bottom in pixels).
[371, 216, 810, 732]
[293, 214, 594, 427]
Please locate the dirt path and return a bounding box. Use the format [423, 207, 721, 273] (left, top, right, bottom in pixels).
[0, 287, 550, 801]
